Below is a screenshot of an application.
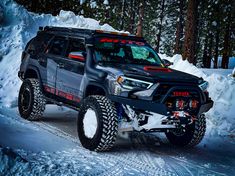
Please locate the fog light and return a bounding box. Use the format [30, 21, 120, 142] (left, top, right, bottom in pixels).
[176, 99, 185, 110]
[189, 99, 198, 109]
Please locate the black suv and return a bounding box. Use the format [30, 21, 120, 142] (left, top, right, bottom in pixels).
[18, 26, 213, 151]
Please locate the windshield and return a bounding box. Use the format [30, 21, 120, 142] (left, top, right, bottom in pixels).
[94, 38, 163, 66]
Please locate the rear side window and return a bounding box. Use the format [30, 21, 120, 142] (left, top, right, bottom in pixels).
[27, 33, 52, 55]
[66, 39, 86, 62]
[66, 39, 85, 56]
[48, 37, 68, 56]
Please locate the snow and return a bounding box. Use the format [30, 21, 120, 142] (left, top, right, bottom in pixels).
[211, 56, 235, 69]
[1, 106, 235, 175]
[83, 108, 98, 138]
[161, 54, 235, 137]
[0, 107, 77, 152]
[0, 0, 235, 175]
[0, 0, 115, 107]
[0, 0, 234, 139]
[103, 0, 109, 5]
[80, 0, 86, 5]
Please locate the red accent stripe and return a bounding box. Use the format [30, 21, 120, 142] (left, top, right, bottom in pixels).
[44, 85, 80, 103]
[44, 85, 55, 94]
[143, 66, 172, 72]
[68, 54, 85, 61]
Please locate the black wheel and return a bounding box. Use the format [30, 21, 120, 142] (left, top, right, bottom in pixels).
[77, 95, 118, 152]
[165, 114, 206, 147]
[18, 78, 46, 120]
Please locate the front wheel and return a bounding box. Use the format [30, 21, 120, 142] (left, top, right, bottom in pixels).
[165, 114, 206, 147]
[77, 95, 118, 152]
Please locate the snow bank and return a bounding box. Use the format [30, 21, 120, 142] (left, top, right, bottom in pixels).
[0, 0, 115, 107]
[0, 148, 29, 174]
[159, 54, 206, 78]
[0, 0, 234, 137]
[0, 147, 151, 175]
[161, 54, 235, 136]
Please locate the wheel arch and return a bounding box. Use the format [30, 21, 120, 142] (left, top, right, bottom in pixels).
[24, 66, 43, 85]
[84, 83, 108, 98]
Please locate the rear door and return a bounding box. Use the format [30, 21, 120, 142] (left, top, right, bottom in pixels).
[55, 38, 86, 105]
[35, 33, 54, 85]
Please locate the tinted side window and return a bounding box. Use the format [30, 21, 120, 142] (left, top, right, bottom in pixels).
[66, 39, 86, 57]
[27, 33, 52, 55]
[48, 37, 68, 56]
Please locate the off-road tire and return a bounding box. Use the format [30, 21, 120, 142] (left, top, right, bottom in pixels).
[77, 95, 118, 152]
[165, 114, 206, 147]
[18, 78, 46, 120]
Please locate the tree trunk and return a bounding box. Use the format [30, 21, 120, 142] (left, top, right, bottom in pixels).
[207, 33, 213, 68]
[182, 0, 199, 64]
[120, 0, 126, 30]
[136, 2, 144, 37]
[155, 0, 165, 52]
[128, 0, 135, 34]
[221, 12, 231, 69]
[174, 0, 184, 54]
[214, 28, 219, 68]
[31, 0, 37, 12]
[222, 27, 230, 69]
[202, 36, 208, 68]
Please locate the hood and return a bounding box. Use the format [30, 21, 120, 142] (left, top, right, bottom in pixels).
[97, 64, 201, 84]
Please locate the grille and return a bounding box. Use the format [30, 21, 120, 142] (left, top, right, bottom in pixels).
[153, 84, 172, 102]
[153, 84, 200, 102]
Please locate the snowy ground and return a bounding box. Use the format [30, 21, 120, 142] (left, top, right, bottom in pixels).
[1, 105, 235, 175]
[0, 0, 235, 175]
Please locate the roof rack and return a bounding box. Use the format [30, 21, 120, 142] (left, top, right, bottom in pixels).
[39, 26, 134, 36]
[38, 26, 145, 41]
[95, 30, 133, 36]
[40, 26, 93, 34]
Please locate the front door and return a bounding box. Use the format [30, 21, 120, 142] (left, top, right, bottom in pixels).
[55, 38, 86, 105]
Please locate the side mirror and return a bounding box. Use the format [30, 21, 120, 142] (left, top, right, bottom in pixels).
[68, 52, 86, 62]
[162, 59, 173, 67]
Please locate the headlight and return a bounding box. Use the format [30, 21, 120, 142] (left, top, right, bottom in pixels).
[199, 81, 209, 91]
[117, 76, 153, 90]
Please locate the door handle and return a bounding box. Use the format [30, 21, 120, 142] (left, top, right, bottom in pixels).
[58, 63, 64, 68]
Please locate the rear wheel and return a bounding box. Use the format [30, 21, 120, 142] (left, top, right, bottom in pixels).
[18, 78, 46, 120]
[165, 114, 206, 147]
[77, 95, 118, 152]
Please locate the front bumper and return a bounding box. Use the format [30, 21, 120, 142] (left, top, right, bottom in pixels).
[198, 99, 214, 114]
[108, 95, 213, 116]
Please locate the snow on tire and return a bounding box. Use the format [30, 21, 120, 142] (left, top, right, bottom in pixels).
[18, 78, 46, 120]
[165, 114, 206, 147]
[77, 95, 118, 152]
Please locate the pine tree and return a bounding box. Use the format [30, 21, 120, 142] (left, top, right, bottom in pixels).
[221, 0, 233, 69]
[182, 0, 199, 64]
[174, 0, 185, 54]
[136, 1, 145, 37]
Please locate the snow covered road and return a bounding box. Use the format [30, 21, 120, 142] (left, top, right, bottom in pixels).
[1, 105, 234, 175]
[0, 0, 234, 174]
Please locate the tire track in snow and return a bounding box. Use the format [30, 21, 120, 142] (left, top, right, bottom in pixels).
[34, 121, 176, 175]
[0, 107, 227, 176]
[35, 121, 227, 175]
[136, 133, 226, 176]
